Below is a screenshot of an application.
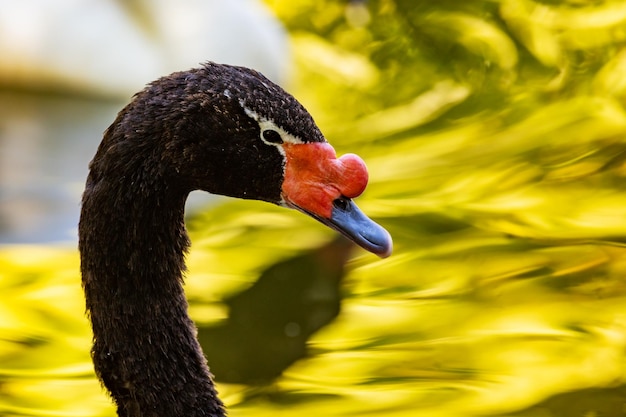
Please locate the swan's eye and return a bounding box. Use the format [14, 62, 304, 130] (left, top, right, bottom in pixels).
[262, 129, 283, 144]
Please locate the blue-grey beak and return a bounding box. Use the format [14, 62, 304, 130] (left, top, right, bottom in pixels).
[290, 197, 392, 258]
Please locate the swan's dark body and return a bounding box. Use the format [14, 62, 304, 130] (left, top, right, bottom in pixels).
[79, 62, 391, 417]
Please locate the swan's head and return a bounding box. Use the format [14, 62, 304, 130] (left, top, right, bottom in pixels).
[234, 89, 391, 258]
[221, 64, 392, 258]
[113, 62, 392, 258]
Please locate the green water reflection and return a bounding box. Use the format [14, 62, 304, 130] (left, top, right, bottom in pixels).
[3, 0, 626, 416]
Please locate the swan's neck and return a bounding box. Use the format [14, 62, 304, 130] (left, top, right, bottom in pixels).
[79, 176, 225, 417]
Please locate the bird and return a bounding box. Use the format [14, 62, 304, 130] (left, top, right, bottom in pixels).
[78, 62, 392, 417]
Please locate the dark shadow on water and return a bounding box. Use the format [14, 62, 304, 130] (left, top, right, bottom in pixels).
[197, 238, 353, 384]
[509, 384, 626, 417]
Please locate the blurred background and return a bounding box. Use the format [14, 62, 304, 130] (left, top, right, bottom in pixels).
[2, 0, 626, 416]
[0, 0, 288, 243]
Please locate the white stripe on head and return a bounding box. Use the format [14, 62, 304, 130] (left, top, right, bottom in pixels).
[241, 103, 305, 148]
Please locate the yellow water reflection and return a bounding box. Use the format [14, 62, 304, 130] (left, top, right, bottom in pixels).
[2, 219, 626, 416]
